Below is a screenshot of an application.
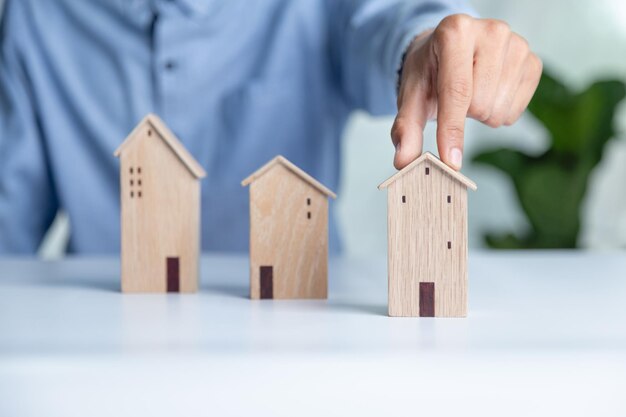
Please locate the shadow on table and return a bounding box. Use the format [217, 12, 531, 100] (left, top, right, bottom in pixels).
[331, 301, 388, 317]
[203, 283, 249, 299]
[202, 283, 387, 315]
[37, 276, 120, 292]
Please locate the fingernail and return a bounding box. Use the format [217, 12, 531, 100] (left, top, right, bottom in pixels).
[449, 147, 463, 169]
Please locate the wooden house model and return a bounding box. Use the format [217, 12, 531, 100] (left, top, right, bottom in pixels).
[242, 156, 336, 299]
[114, 114, 206, 293]
[378, 152, 477, 317]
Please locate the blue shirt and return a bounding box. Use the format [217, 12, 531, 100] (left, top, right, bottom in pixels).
[0, 0, 469, 254]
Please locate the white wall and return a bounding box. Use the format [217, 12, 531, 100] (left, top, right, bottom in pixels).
[337, 0, 626, 256]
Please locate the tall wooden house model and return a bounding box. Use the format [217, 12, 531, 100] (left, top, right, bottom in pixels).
[114, 114, 206, 293]
[379, 152, 477, 317]
[242, 156, 336, 299]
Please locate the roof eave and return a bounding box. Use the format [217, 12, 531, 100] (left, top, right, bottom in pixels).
[113, 114, 207, 179]
[241, 156, 336, 199]
[378, 152, 477, 191]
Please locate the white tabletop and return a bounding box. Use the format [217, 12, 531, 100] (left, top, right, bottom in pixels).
[1, 252, 625, 417]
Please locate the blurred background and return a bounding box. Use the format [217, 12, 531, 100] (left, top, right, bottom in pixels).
[338, 0, 626, 256]
[2, 0, 625, 258]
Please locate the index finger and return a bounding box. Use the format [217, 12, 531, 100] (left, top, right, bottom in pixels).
[433, 16, 475, 170]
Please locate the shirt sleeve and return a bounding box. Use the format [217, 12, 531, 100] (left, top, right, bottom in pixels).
[0, 0, 59, 254]
[326, 0, 475, 115]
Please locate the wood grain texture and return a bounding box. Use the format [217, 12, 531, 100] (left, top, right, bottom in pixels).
[116, 116, 204, 293]
[379, 152, 475, 317]
[244, 158, 334, 299]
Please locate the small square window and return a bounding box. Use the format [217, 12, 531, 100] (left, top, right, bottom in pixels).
[130, 180, 134, 186]
[138, 167, 141, 174]
[402, 195, 406, 203]
[138, 191, 142, 198]
[425, 167, 430, 175]
[147, 129, 152, 136]
[130, 167, 133, 174]
[307, 212, 311, 219]
[130, 191, 134, 198]
[447, 241, 451, 249]
[307, 198, 311, 206]
[447, 195, 451, 203]
[138, 179, 142, 186]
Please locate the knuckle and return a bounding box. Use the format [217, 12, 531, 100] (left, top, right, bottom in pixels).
[503, 115, 518, 126]
[510, 34, 530, 55]
[469, 101, 492, 122]
[484, 19, 510, 38]
[391, 117, 408, 141]
[485, 113, 505, 128]
[530, 53, 543, 75]
[442, 124, 465, 142]
[436, 14, 472, 40]
[504, 109, 523, 126]
[443, 14, 472, 31]
[442, 79, 472, 105]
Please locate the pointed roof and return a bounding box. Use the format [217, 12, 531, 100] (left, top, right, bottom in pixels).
[378, 152, 477, 191]
[241, 155, 336, 199]
[114, 113, 206, 179]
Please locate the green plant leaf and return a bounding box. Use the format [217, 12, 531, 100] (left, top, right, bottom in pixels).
[528, 74, 626, 155]
[517, 161, 583, 247]
[471, 68, 626, 249]
[472, 148, 530, 178]
[484, 232, 529, 249]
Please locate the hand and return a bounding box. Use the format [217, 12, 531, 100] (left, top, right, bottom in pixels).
[391, 14, 542, 170]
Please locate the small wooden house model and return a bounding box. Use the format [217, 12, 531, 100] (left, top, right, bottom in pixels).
[114, 114, 206, 293]
[378, 152, 477, 317]
[242, 156, 336, 299]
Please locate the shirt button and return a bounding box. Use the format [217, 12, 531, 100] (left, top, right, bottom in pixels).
[164, 60, 177, 71]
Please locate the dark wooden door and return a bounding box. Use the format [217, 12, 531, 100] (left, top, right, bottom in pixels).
[419, 282, 435, 317]
[260, 266, 273, 299]
[167, 257, 180, 292]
